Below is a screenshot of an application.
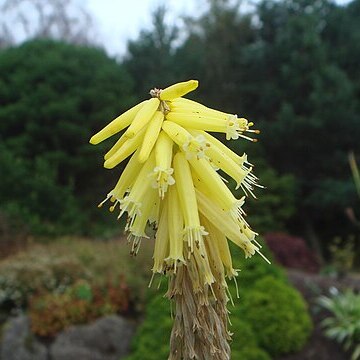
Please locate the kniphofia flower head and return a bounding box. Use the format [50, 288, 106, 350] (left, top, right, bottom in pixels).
[90, 79, 268, 360]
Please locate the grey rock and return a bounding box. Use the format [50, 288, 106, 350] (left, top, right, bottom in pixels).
[50, 315, 135, 360]
[0, 315, 47, 360]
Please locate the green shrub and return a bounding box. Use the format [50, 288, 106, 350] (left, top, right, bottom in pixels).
[231, 347, 271, 360]
[230, 318, 257, 352]
[230, 240, 287, 288]
[127, 294, 172, 360]
[236, 276, 312, 357]
[318, 290, 360, 360]
[0, 39, 135, 236]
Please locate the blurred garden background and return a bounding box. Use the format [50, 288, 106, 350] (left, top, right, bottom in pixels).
[0, 0, 360, 359]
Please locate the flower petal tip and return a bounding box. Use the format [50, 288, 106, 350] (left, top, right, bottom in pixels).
[89, 135, 99, 145]
[103, 160, 115, 169]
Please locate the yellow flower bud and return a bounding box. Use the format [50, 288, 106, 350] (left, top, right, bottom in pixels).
[138, 111, 164, 163]
[104, 126, 146, 169]
[159, 80, 198, 101]
[90, 100, 146, 144]
[125, 97, 160, 138]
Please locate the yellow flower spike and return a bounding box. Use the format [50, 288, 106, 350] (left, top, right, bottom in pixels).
[148, 192, 161, 225]
[177, 108, 234, 123]
[90, 100, 146, 145]
[192, 245, 215, 286]
[138, 111, 164, 163]
[127, 188, 158, 256]
[173, 151, 207, 255]
[104, 126, 146, 169]
[188, 156, 244, 221]
[162, 121, 208, 160]
[201, 216, 237, 279]
[105, 117, 167, 161]
[152, 197, 170, 274]
[165, 184, 185, 272]
[159, 80, 198, 101]
[110, 154, 141, 201]
[104, 132, 128, 161]
[124, 97, 160, 139]
[188, 129, 254, 191]
[192, 130, 249, 166]
[237, 219, 257, 242]
[167, 110, 258, 142]
[200, 216, 227, 283]
[195, 189, 260, 260]
[166, 112, 244, 141]
[119, 150, 156, 225]
[170, 95, 241, 123]
[98, 150, 142, 211]
[150, 131, 175, 199]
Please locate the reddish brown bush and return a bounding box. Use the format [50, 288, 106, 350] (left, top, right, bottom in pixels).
[30, 278, 130, 337]
[264, 232, 320, 273]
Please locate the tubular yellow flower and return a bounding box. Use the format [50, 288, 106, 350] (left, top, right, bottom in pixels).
[138, 110, 164, 163]
[170, 105, 233, 122]
[188, 156, 245, 221]
[127, 187, 158, 256]
[200, 217, 225, 276]
[97, 150, 142, 212]
[159, 80, 198, 101]
[104, 126, 146, 169]
[189, 129, 258, 193]
[89, 100, 146, 144]
[166, 112, 253, 141]
[173, 151, 207, 255]
[150, 131, 175, 199]
[162, 121, 208, 160]
[119, 150, 155, 225]
[195, 189, 259, 259]
[166, 184, 185, 272]
[196, 129, 249, 165]
[201, 216, 238, 279]
[104, 132, 128, 161]
[152, 198, 170, 274]
[124, 97, 160, 138]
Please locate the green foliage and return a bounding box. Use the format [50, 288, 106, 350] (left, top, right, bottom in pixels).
[230, 239, 287, 287]
[328, 236, 356, 276]
[126, 295, 172, 360]
[229, 153, 298, 233]
[0, 39, 135, 236]
[235, 276, 312, 357]
[29, 279, 130, 337]
[246, 165, 297, 233]
[254, 0, 359, 239]
[318, 290, 360, 360]
[231, 348, 271, 360]
[229, 318, 257, 351]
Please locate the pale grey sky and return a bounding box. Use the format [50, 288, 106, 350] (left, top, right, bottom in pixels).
[85, 0, 204, 56]
[1, 0, 353, 56]
[84, 0, 353, 56]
